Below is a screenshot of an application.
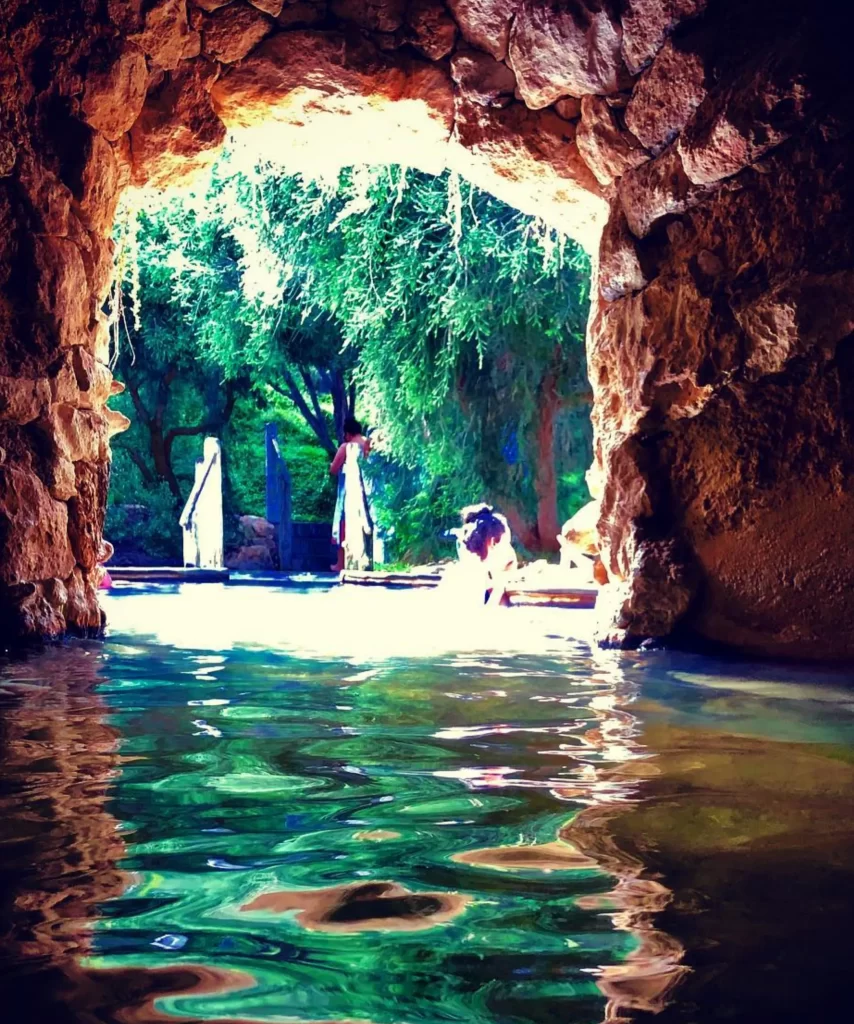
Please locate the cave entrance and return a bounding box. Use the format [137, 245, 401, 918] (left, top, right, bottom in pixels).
[108, 132, 598, 573]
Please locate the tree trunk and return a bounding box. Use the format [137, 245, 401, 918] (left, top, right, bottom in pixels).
[533, 365, 561, 554]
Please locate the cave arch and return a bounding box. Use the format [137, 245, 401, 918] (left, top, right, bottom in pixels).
[1, 0, 853, 658]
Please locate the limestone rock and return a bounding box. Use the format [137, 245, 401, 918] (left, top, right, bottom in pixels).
[446, 0, 520, 61]
[678, 38, 819, 186]
[34, 236, 91, 349]
[0, 376, 50, 425]
[193, 0, 232, 10]
[275, 2, 327, 29]
[576, 95, 648, 187]
[0, 466, 76, 585]
[451, 51, 516, 108]
[211, 31, 455, 174]
[620, 0, 707, 75]
[133, 0, 193, 71]
[0, 138, 16, 177]
[597, 202, 647, 302]
[405, 0, 457, 60]
[248, 0, 284, 13]
[625, 38, 707, 155]
[14, 584, 67, 638]
[68, 461, 109, 570]
[39, 405, 109, 465]
[48, 457, 78, 501]
[64, 567, 102, 631]
[131, 61, 227, 187]
[226, 542, 275, 570]
[734, 271, 854, 379]
[81, 42, 148, 141]
[509, 0, 624, 109]
[618, 142, 717, 238]
[75, 131, 120, 234]
[201, 2, 274, 63]
[17, 153, 73, 236]
[553, 96, 581, 121]
[331, 0, 406, 32]
[451, 98, 607, 251]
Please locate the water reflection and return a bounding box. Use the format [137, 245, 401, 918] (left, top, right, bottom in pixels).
[0, 586, 853, 1024]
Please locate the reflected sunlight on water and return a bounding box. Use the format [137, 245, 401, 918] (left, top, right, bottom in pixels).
[1, 583, 853, 1024]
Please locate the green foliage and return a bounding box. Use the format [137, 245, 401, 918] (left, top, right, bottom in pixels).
[109, 148, 593, 563]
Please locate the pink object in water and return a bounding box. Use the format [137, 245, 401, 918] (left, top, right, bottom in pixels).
[100, 571, 113, 590]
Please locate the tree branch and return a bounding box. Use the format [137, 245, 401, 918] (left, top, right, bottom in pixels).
[113, 443, 156, 486]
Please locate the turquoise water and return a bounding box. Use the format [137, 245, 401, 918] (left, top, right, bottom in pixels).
[1, 583, 853, 1023]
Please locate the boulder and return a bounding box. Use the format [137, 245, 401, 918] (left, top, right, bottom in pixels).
[553, 96, 581, 121]
[34, 236, 91, 350]
[405, 0, 457, 60]
[597, 202, 647, 302]
[0, 466, 76, 585]
[618, 142, 717, 238]
[201, 2, 274, 63]
[131, 61, 227, 187]
[677, 39, 817, 186]
[248, 0, 284, 13]
[76, 131, 120, 234]
[0, 376, 51, 425]
[446, 0, 520, 61]
[576, 94, 648, 187]
[509, 0, 624, 109]
[226, 543, 275, 570]
[625, 38, 707, 155]
[68, 461, 109, 570]
[620, 0, 707, 75]
[451, 51, 516, 108]
[81, 42, 148, 141]
[132, 0, 194, 71]
[239, 514, 276, 540]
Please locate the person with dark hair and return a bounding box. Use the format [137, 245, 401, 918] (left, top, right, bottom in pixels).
[330, 418, 373, 572]
[447, 503, 518, 606]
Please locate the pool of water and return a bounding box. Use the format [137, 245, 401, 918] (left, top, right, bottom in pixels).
[1, 583, 853, 1024]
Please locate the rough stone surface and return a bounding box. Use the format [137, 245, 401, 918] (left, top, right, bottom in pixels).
[331, 0, 406, 32]
[249, 0, 285, 13]
[553, 96, 581, 121]
[0, 466, 76, 587]
[446, 0, 519, 61]
[451, 51, 516, 108]
[625, 37, 707, 155]
[597, 203, 647, 302]
[576, 95, 648, 187]
[201, 2, 275, 63]
[509, 0, 625, 108]
[131, 61, 227, 186]
[80, 43, 148, 141]
[621, 0, 707, 75]
[677, 33, 822, 186]
[406, 0, 457, 60]
[132, 0, 194, 71]
[618, 142, 718, 238]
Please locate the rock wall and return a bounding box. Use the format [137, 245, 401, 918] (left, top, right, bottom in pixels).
[0, 0, 852, 656]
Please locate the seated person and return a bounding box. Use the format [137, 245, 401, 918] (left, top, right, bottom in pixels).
[446, 503, 518, 606]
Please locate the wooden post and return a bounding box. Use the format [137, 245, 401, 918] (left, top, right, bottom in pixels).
[277, 460, 292, 571]
[265, 422, 292, 571]
[265, 422, 280, 525]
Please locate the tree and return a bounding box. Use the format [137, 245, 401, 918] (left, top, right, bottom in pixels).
[215, 161, 593, 553]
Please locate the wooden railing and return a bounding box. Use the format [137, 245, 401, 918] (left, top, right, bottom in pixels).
[179, 437, 223, 569]
[265, 422, 293, 571]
